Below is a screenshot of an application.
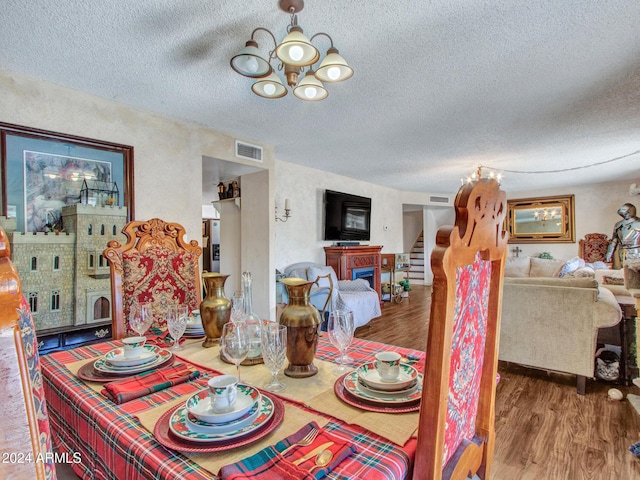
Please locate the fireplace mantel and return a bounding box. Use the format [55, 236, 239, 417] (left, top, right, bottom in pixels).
[324, 245, 382, 301]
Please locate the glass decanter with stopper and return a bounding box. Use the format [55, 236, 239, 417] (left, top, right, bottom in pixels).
[242, 271, 262, 359]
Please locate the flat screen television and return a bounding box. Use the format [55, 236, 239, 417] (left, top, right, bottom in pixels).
[323, 189, 371, 241]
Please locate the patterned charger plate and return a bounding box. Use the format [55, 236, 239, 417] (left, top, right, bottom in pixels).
[153, 393, 284, 453]
[335, 373, 421, 413]
[94, 347, 172, 374]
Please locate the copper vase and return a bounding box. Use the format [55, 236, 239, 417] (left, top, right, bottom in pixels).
[199, 273, 231, 348]
[279, 278, 321, 378]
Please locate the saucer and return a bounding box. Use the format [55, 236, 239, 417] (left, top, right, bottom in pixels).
[356, 362, 418, 391]
[104, 346, 157, 367]
[185, 398, 260, 434]
[186, 384, 259, 424]
[171, 394, 273, 443]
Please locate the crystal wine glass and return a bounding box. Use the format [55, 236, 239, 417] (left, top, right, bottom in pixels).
[339, 310, 356, 365]
[327, 310, 355, 375]
[167, 305, 188, 351]
[230, 291, 245, 324]
[221, 321, 249, 382]
[261, 322, 287, 392]
[129, 302, 153, 337]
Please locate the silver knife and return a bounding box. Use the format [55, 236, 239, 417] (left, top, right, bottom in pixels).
[291, 441, 334, 466]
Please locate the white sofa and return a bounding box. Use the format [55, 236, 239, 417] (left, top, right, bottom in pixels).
[499, 256, 622, 393]
[281, 262, 381, 329]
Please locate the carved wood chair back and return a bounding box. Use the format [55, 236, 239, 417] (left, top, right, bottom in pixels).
[104, 218, 202, 340]
[578, 233, 610, 263]
[413, 178, 508, 480]
[0, 226, 56, 479]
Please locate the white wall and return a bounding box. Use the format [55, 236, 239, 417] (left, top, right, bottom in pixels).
[0, 68, 277, 315]
[274, 160, 406, 270]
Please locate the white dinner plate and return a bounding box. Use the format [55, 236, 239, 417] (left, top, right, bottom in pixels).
[357, 378, 418, 398]
[171, 391, 273, 443]
[343, 371, 423, 406]
[103, 346, 157, 367]
[356, 362, 419, 391]
[186, 384, 260, 424]
[94, 347, 172, 374]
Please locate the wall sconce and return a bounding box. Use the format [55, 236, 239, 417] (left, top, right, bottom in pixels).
[275, 198, 292, 222]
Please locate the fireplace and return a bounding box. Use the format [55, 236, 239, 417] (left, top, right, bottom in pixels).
[324, 245, 382, 301]
[352, 267, 375, 289]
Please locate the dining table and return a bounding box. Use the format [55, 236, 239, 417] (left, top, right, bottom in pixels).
[41, 332, 424, 479]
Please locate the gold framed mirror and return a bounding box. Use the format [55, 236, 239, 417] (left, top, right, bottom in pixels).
[507, 194, 575, 243]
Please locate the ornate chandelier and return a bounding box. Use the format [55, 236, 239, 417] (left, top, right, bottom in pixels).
[230, 0, 353, 101]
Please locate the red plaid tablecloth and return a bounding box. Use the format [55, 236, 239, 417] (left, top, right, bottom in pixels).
[42, 337, 421, 479]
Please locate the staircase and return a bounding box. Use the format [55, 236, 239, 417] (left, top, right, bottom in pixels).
[408, 231, 425, 284]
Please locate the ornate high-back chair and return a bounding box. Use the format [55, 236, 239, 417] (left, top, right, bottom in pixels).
[104, 218, 202, 340]
[578, 233, 610, 263]
[0, 227, 56, 479]
[413, 177, 508, 479]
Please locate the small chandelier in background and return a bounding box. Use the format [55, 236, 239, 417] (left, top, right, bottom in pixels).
[461, 165, 503, 185]
[230, 0, 353, 101]
[534, 208, 559, 222]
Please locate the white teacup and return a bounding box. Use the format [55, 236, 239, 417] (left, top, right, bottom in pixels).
[375, 351, 401, 382]
[122, 336, 146, 358]
[208, 375, 238, 413]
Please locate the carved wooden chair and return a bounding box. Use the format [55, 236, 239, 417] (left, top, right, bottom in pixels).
[578, 233, 610, 264]
[413, 178, 508, 480]
[0, 226, 56, 479]
[104, 218, 202, 340]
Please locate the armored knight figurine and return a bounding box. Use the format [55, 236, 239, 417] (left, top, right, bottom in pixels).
[605, 203, 640, 265]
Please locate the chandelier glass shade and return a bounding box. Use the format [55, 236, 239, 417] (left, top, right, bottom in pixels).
[230, 40, 272, 78]
[275, 26, 320, 67]
[230, 1, 352, 101]
[252, 73, 288, 98]
[293, 69, 328, 101]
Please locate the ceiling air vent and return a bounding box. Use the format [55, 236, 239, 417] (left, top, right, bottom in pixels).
[235, 140, 263, 163]
[429, 195, 451, 204]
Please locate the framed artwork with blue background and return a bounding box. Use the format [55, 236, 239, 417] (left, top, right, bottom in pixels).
[1, 123, 134, 232]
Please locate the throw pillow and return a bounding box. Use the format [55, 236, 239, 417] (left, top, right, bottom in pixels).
[288, 267, 309, 280]
[308, 265, 339, 291]
[530, 257, 565, 277]
[504, 257, 531, 277]
[564, 266, 595, 278]
[559, 256, 585, 277]
[602, 275, 625, 286]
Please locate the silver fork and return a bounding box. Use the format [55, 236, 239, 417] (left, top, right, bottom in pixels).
[280, 427, 320, 455]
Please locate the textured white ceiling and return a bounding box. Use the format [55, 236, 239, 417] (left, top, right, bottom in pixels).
[2, 0, 640, 194]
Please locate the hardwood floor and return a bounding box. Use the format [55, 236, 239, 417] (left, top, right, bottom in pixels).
[355, 285, 640, 479]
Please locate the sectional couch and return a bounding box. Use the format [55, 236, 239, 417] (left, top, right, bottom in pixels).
[499, 256, 622, 394]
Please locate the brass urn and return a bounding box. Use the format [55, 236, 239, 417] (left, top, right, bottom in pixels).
[279, 277, 321, 378]
[199, 273, 231, 348]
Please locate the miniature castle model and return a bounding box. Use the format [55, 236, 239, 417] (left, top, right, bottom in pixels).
[0, 204, 127, 332]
